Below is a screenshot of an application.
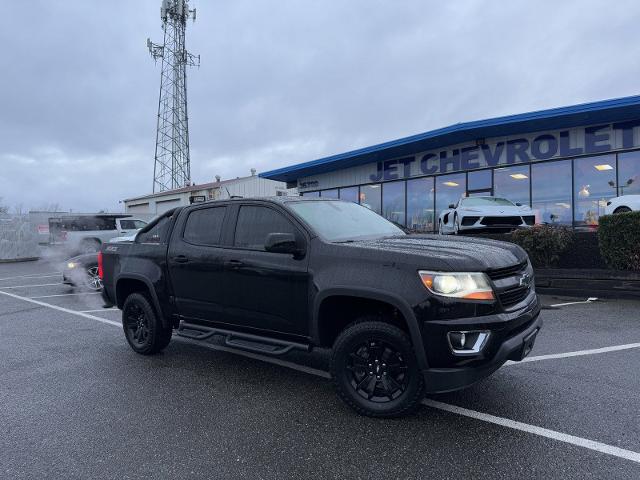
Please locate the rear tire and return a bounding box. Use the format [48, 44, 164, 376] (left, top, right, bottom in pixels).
[331, 319, 424, 418]
[122, 293, 172, 355]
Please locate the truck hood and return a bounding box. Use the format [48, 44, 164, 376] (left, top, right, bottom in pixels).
[343, 234, 527, 271]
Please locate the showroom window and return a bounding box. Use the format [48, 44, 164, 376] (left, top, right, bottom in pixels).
[531, 160, 572, 225]
[406, 177, 435, 232]
[382, 181, 406, 225]
[359, 184, 382, 214]
[573, 155, 617, 227]
[321, 189, 339, 199]
[339, 186, 359, 203]
[617, 151, 640, 195]
[494, 165, 531, 206]
[435, 173, 466, 221]
[301, 191, 320, 197]
[467, 169, 492, 192]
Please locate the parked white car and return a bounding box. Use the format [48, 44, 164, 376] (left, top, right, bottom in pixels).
[604, 195, 640, 215]
[438, 196, 535, 235]
[49, 215, 147, 254]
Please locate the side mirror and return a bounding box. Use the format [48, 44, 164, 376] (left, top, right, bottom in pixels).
[265, 233, 304, 257]
[448, 203, 456, 209]
[515, 202, 523, 206]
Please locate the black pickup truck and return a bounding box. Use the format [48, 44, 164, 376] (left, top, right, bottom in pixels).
[100, 197, 541, 417]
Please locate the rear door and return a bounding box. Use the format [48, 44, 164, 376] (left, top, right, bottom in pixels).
[220, 203, 311, 336]
[167, 204, 232, 323]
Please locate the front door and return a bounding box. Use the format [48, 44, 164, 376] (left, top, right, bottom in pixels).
[220, 204, 310, 337]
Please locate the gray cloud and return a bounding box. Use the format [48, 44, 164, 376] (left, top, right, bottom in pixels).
[1, 0, 640, 211]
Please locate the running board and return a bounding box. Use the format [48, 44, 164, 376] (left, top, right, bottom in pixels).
[176, 321, 311, 357]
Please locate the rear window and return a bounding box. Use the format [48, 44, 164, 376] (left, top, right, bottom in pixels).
[183, 207, 227, 246]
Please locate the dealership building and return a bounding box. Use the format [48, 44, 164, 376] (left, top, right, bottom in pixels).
[261, 95, 640, 231]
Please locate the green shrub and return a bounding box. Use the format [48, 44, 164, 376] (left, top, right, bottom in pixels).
[598, 211, 640, 270]
[510, 225, 574, 268]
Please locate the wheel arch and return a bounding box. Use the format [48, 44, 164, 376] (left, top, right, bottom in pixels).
[115, 274, 168, 328]
[312, 288, 428, 370]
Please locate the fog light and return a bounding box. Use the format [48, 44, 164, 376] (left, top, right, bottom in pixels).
[447, 331, 490, 355]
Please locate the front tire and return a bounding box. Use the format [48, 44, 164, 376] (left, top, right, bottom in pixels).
[614, 206, 632, 214]
[122, 293, 172, 355]
[331, 319, 424, 418]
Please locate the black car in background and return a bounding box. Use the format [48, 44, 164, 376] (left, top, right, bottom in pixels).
[63, 253, 102, 291]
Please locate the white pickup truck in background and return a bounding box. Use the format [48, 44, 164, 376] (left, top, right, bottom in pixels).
[49, 215, 147, 254]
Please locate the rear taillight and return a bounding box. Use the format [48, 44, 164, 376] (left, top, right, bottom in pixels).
[97, 251, 104, 279]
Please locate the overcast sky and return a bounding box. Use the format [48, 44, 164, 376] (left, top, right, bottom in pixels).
[2, 0, 640, 212]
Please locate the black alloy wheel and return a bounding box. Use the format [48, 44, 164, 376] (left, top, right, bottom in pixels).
[347, 340, 409, 402]
[331, 319, 424, 418]
[615, 206, 632, 214]
[122, 293, 172, 355]
[125, 301, 149, 347]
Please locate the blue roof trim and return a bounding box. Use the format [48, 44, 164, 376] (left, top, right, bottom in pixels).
[260, 94, 640, 182]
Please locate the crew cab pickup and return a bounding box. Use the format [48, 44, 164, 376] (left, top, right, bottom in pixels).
[100, 197, 542, 417]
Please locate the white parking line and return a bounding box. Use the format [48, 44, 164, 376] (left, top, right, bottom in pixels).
[29, 292, 101, 299]
[79, 308, 118, 313]
[550, 297, 598, 307]
[1, 288, 639, 465]
[0, 273, 61, 281]
[506, 342, 640, 366]
[0, 290, 120, 327]
[0, 283, 62, 289]
[421, 399, 640, 464]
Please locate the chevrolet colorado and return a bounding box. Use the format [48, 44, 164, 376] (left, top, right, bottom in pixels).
[100, 197, 542, 417]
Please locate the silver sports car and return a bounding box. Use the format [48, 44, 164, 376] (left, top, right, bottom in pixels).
[438, 196, 535, 235]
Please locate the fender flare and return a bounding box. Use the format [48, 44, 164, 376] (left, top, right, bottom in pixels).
[115, 273, 169, 328]
[312, 287, 429, 370]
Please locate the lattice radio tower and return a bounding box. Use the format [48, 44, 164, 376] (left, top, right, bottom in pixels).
[147, 0, 200, 192]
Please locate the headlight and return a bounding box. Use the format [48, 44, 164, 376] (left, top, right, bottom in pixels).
[418, 271, 495, 300]
[67, 262, 77, 269]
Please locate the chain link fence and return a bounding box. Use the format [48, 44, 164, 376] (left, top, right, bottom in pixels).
[0, 215, 40, 261]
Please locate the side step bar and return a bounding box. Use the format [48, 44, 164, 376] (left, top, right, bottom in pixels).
[176, 321, 311, 357]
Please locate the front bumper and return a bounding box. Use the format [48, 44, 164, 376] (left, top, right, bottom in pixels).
[421, 295, 542, 394]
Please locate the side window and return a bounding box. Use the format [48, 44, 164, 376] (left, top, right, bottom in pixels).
[137, 216, 171, 244]
[120, 219, 147, 230]
[183, 207, 227, 246]
[234, 206, 297, 250]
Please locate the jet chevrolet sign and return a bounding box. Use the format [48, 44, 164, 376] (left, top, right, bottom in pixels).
[368, 120, 640, 182]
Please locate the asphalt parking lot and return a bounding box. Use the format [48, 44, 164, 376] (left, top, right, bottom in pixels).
[1, 257, 640, 479]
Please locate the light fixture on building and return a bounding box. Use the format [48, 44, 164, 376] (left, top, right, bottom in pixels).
[443, 181, 459, 187]
[594, 164, 613, 171]
[578, 185, 590, 197]
[510, 173, 528, 180]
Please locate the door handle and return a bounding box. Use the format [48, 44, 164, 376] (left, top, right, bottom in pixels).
[224, 259, 244, 269]
[173, 255, 189, 263]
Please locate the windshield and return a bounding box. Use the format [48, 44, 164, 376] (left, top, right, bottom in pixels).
[461, 197, 515, 207]
[288, 200, 405, 242]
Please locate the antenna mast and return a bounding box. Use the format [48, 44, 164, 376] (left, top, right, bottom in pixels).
[148, 0, 200, 192]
